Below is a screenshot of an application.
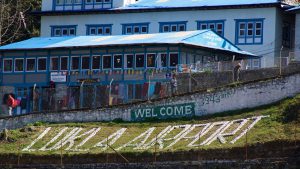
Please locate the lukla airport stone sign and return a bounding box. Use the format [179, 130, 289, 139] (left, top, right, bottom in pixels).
[23, 116, 268, 152]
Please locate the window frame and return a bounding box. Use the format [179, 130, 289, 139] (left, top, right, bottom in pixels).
[146, 53, 156, 68]
[169, 52, 179, 68]
[92, 55, 101, 70]
[71, 56, 80, 71]
[102, 55, 112, 70]
[124, 54, 134, 69]
[3, 58, 13, 73]
[159, 21, 187, 33]
[60, 56, 69, 71]
[81, 56, 91, 70]
[50, 57, 59, 71]
[51, 25, 77, 37]
[26, 58, 36, 72]
[196, 20, 225, 36]
[135, 53, 145, 69]
[113, 54, 123, 69]
[235, 18, 264, 45]
[14, 58, 24, 72]
[122, 23, 150, 35]
[37, 57, 47, 72]
[86, 24, 112, 35]
[158, 53, 167, 68]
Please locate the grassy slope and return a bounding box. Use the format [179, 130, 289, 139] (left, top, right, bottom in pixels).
[0, 94, 299, 156]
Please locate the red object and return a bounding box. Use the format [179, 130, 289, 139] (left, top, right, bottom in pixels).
[7, 95, 20, 108]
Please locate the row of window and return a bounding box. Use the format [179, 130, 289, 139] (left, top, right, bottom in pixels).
[51, 19, 264, 45]
[54, 0, 113, 11]
[2, 53, 179, 73]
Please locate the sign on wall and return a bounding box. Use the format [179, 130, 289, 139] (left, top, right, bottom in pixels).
[50, 72, 66, 82]
[131, 103, 195, 121]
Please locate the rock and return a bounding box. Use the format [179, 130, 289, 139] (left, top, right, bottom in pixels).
[20, 126, 36, 132]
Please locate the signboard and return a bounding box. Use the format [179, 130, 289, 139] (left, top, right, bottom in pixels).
[50, 72, 66, 82]
[131, 103, 195, 121]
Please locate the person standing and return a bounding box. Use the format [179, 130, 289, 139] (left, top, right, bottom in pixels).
[233, 62, 242, 81]
[171, 74, 178, 95]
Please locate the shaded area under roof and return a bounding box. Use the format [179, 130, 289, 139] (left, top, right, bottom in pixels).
[121, 0, 280, 9]
[0, 30, 258, 58]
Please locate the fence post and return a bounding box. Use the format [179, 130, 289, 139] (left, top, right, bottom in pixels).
[280, 46, 283, 76]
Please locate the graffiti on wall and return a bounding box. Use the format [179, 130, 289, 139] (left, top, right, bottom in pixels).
[22, 115, 268, 152]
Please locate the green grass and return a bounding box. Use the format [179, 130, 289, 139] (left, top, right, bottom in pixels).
[0, 94, 299, 156]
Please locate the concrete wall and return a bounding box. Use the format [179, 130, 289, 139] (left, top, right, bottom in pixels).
[40, 7, 277, 67]
[1, 71, 299, 130]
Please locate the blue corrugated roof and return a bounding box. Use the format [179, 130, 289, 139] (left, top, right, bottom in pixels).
[0, 30, 256, 57]
[286, 5, 300, 11]
[121, 0, 279, 9]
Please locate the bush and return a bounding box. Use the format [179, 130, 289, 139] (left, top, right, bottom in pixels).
[282, 99, 300, 123]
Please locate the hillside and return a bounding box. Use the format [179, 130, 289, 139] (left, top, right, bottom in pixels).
[0, 94, 299, 158]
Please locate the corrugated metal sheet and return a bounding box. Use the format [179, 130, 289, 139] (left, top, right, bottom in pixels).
[121, 0, 279, 9]
[286, 5, 300, 11]
[0, 30, 256, 56]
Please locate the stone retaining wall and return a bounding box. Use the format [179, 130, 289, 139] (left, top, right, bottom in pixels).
[0, 71, 300, 130]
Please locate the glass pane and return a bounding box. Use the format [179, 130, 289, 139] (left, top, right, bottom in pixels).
[141, 26, 147, 33]
[90, 28, 96, 35]
[247, 30, 253, 36]
[256, 22, 262, 29]
[209, 24, 214, 29]
[114, 54, 122, 68]
[72, 57, 79, 70]
[15, 59, 24, 71]
[103, 55, 112, 69]
[201, 24, 207, 30]
[135, 54, 144, 68]
[161, 54, 167, 67]
[126, 26, 132, 34]
[134, 26, 140, 33]
[51, 58, 59, 71]
[38, 58, 47, 71]
[179, 24, 185, 31]
[4, 60, 13, 72]
[147, 54, 155, 67]
[239, 23, 245, 29]
[239, 30, 245, 36]
[65, 0, 72, 4]
[171, 25, 177, 32]
[56, 0, 64, 5]
[92, 56, 100, 69]
[256, 29, 261, 36]
[82, 56, 90, 69]
[170, 53, 178, 67]
[62, 29, 68, 36]
[69, 28, 75, 35]
[105, 27, 110, 34]
[97, 27, 103, 34]
[26, 58, 36, 71]
[126, 54, 133, 68]
[217, 23, 223, 30]
[54, 29, 61, 36]
[163, 25, 169, 32]
[248, 23, 253, 29]
[61, 57, 68, 70]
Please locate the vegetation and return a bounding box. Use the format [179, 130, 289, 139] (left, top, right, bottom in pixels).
[0, 94, 299, 156]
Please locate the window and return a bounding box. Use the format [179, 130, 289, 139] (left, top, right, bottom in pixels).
[51, 25, 77, 37]
[158, 53, 167, 68]
[51, 57, 59, 71]
[159, 21, 187, 33]
[282, 23, 291, 48]
[125, 54, 133, 69]
[147, 54, 156, 68]
[3, 59, 13, 72]
[235, 19, 264, 45]
[38, 58, 47, 71]
[103, 55, 112, 69]
[54, 0, 112, 11]
[92, 55, 101, 69]
[15, 58, 24, 72]
[197, 20, 225, 36]
[114, 54, 122, 69]
[71, 56, 80, 70]
[60, 57, 68, 71]
[81, 56, 90, 70]
[135, 54, 145, 68]
[122, 23, 149, 35]
[86, 24, 112, 35]
[26, 58, 36, 72]
[169, 53, 179, 67]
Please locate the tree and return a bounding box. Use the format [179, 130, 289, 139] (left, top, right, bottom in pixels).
[0, 0, 41, 46]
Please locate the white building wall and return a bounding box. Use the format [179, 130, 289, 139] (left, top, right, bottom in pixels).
[295, 13, 300, 61]
[42, 0, 53, 11]
[40, 7, 278, 67]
